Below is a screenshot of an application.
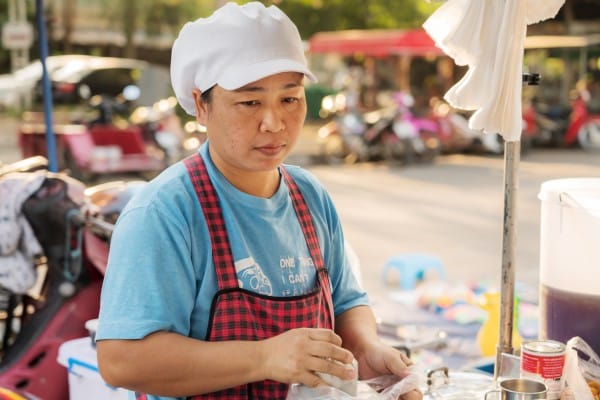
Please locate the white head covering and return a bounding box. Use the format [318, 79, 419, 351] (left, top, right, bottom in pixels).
[170, 1, 317, 116]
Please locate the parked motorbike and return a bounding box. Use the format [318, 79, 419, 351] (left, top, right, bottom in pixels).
[526, 93, 600, 151]
[316, 91, 437, 164]
[0, 156, 143, 399]
[128, 95, 194, 166]
[562, 96, 600, 151]
[427, 97, 500, 155]
[388, 92, 443, 161]
[525, 97, 572, 147]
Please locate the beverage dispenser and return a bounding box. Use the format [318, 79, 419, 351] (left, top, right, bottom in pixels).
[538, 178, 600, 354]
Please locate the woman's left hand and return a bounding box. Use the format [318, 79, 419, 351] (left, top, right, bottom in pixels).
[355, 341, 422, 400]
[335, 307, 422, 399]
[356, 341, 413, 380]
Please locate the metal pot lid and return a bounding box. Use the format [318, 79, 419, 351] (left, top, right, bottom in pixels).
[422, 367, 494, 400]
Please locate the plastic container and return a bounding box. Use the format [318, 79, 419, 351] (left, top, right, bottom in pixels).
[58, 337, 128, 400]
[538, 178, 600, 355]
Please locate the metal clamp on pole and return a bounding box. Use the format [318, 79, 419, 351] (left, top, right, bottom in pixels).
[522, 73, 541, 86]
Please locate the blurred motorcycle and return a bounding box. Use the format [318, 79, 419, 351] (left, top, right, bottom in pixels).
[562, 96, 600, 151]
[525, 97, 572, 147]
[316, 91, 436, 164]
[0, 156, 143, 399]
[525, 91, 600, 151]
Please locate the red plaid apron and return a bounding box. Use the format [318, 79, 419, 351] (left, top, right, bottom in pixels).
[136, 153, 334, 400]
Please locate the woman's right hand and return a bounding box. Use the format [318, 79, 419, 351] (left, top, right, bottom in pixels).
[258, 327, 357, 387]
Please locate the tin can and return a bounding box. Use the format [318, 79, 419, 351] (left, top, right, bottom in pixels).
[520, 340, 566, 400]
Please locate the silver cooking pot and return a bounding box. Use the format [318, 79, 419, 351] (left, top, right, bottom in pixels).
[421, 367, 495, 400]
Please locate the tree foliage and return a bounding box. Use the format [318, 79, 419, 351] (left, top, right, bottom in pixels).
[255, 0, 441, 38]
[142, 0, 215, 36]
[0, 0, 441, 72]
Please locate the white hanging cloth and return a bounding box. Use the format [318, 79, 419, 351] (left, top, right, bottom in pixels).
[0, 172, 46, 293]
[423, 0, 565, 141]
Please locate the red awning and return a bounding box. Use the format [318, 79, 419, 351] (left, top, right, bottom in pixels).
[308, 28, 442, 57]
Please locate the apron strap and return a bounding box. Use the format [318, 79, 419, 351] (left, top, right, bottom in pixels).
[184, 153, 238, 290]
[280, 166, 334, 327]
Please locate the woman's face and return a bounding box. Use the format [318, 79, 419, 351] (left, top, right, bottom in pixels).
[194, 72, 307, 177]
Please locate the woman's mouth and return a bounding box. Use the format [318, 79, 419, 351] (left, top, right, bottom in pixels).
[255, 143, 286, 156]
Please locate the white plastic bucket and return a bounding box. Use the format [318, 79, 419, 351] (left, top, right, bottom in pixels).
[58, 337, 129, 400]
[538, 178, 600, 353]
[538, 178, 600, 294]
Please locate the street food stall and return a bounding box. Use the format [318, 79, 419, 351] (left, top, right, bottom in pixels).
[337, 1, 600, 399]
[299, 3, 600, 399]
[415, 0, 600, 399]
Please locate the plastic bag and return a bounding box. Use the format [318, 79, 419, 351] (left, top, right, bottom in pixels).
[285, 374, 420, 400]
[568, 337, 600, 383]
[561, 337, 600, 400]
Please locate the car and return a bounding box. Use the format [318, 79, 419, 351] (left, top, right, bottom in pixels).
[0, 55, 98, 110]
[32, 56, 172, 107]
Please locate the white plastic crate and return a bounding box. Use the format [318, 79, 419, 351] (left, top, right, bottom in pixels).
[58, 337, 129, 400]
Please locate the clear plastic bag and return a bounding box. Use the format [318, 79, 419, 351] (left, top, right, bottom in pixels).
[568, 337, 600, 383]
[285, 374, 419, 400]
[561, 337, 600, 400]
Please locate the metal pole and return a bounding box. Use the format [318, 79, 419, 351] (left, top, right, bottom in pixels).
[36, 0, 58, 172]
[495, 139, 520, 380]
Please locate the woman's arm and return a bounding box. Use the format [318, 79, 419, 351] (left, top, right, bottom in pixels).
[97, 331, 264, 396]
[97, 327, 357, 397]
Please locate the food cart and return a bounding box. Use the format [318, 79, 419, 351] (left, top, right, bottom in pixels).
[412, 0, 600, 399]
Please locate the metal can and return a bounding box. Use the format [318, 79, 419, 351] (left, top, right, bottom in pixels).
[520, 340, 566, 400]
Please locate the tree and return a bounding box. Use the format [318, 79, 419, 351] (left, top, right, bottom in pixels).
[258, 0, 441, 39]
[142, 0, 214, 37]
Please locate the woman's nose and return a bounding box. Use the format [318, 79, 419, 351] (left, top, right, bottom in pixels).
[259, 107, 285, 133]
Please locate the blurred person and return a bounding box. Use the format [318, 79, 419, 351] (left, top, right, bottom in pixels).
[95, 2, 421, 399]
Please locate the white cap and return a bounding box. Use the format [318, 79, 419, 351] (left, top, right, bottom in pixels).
[170, 1, 317, 116]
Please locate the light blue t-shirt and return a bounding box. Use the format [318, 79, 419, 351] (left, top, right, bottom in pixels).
[96, 143, 369, 400]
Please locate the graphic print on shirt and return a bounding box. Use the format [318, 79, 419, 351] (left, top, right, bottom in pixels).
[280, 254, 315, 296]
[235, 257, 273, 295]
[234, 255, 316, 297]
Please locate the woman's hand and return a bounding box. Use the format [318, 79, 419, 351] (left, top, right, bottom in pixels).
[355, 341, 422, 400]
[258, 327, 357, 387]
[355, 340, 413, 380]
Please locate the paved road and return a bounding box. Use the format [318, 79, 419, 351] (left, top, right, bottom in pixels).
[304, 147, 600, 303]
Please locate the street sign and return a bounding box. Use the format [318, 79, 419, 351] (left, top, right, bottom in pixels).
[2, 22, 34, 49]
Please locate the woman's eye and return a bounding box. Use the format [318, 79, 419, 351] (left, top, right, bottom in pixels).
[282, 97, 302, 111]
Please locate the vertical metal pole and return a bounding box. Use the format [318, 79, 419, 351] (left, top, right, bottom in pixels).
[8, 0, 16, 72]
[36, 0, 58, 172]
[494, 139, 520, 380]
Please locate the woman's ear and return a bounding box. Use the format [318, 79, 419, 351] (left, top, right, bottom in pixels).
[192, 89, 208, 126]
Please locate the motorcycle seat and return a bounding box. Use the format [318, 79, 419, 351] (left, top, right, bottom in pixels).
[90, 125, 146, 155]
